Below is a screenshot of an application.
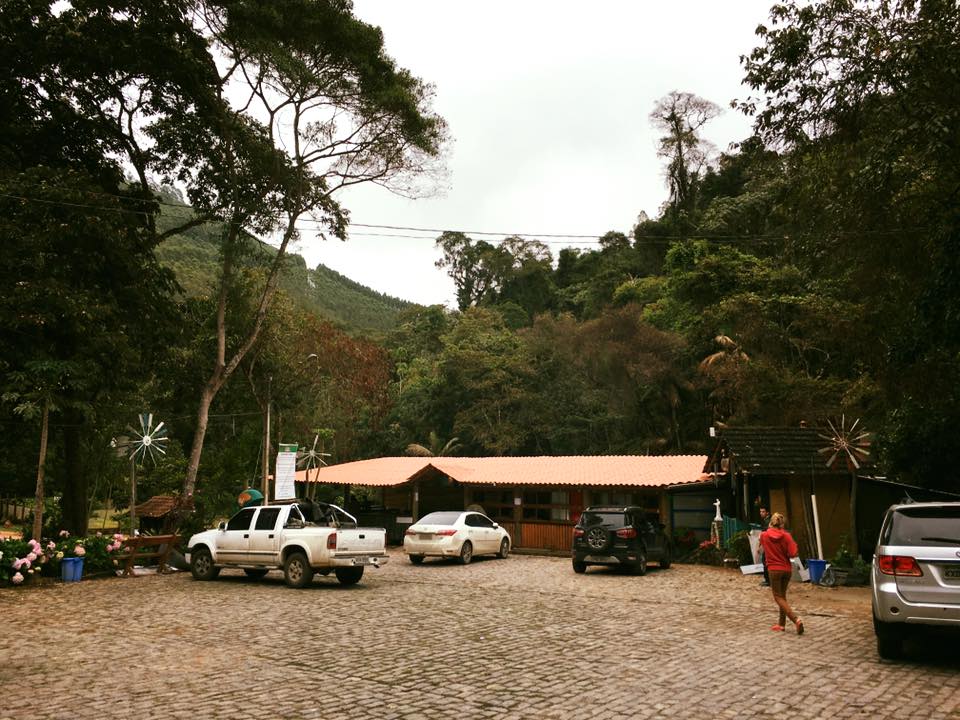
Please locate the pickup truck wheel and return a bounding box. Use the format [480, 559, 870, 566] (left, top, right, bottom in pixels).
[409, 554, 425, 565]
[283, 552, 314, 588]
[243, 568, 269, 580]
[497, 538, 510, 559]
[335, 567, 364, 586]
[190, 547, 219, 581]
[459, 541, 473, 565]
[572, 559, 587, 574]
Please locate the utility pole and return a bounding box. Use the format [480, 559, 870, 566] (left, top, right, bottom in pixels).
[130, 454, 137, 534]
[261, 376, 272, 505]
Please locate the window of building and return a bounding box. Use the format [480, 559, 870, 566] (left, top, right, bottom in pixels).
[522, 490, 570, 522]
[472, 489, 514, 522]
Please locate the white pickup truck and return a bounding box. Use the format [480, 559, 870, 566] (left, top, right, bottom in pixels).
[186, 501, 389, 587]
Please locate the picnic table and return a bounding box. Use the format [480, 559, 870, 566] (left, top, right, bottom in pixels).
[117, 534, 180, 577]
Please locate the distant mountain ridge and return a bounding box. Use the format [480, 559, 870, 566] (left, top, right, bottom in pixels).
[154, 201, 415, 336]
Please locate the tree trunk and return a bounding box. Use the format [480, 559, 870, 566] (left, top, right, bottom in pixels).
[180, 215, 297, 500]
[183, 384, 217, 498]
[61, 421, 88, 535]
[32, 400, 49, 541]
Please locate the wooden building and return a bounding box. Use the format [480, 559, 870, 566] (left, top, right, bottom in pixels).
[702, 426, 875, 559]
[297, 455, 708, 552]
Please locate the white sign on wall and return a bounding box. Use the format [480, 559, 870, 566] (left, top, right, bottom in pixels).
[274, 443, 299, 500]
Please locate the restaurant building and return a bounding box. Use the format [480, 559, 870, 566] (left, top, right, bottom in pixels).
[297, 455, 708, 552]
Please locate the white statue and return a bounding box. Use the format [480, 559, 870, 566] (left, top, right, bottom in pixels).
[713, 498, 722, 522]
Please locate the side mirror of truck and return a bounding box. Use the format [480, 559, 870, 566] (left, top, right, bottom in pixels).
[218, 522, 226, 531]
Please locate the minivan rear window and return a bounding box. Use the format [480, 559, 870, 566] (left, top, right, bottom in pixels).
[883, 506, 960, 546]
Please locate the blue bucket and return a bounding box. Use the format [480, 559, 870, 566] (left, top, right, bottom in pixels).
[808, 558, 827, 584]
[61, 557, 84, 582]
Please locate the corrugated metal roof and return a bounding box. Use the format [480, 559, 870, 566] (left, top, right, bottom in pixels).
[298, 455, 709, 488]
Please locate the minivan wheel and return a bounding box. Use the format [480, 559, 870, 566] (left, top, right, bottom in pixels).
[874, 617, 905, 660]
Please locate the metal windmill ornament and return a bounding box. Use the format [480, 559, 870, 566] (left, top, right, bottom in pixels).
[128, 413, 169, 464]
[297, 434, 331, 480]
[818, 415, 871, 471]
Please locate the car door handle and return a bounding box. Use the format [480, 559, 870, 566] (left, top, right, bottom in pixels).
[243, 534, 249, 539]
[268, 534, 274, 539]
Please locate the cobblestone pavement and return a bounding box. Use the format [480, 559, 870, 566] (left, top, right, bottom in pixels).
[2, 551, 959, 719]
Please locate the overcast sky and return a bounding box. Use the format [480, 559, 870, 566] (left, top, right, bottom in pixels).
[292, 0, 775, 307]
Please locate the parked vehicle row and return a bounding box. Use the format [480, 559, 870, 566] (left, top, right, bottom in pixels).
[187, 501, 675, 587]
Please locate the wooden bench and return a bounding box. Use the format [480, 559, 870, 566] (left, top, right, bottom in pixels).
[117, 534, 180, 577]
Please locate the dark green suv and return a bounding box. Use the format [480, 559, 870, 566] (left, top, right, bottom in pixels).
[572, 506, 672, 574]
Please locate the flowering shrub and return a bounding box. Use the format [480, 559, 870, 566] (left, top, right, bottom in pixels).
[690, 538, 724, 566]
[0, 531, 126, 587]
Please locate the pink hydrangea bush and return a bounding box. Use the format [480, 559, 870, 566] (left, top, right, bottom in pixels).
[1, 531, 127, 586]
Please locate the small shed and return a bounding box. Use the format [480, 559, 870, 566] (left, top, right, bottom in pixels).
[132, 495, 179, 534]
[704, 426, 875, 559]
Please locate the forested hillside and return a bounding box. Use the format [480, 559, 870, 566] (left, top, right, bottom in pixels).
[154, 200, 412, 335]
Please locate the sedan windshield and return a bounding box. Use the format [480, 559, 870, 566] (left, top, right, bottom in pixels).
[417, 511, 462, 526]
[885, 507, 960, 546]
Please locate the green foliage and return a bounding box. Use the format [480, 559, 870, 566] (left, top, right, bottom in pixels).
[725, 530, 754, 566]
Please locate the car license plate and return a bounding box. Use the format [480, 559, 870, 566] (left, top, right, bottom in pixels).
[945, 567, 960, 579]
[419, 534, 433, 540]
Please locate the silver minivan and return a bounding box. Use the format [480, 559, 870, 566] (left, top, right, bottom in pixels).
[871, 502, 960, 659]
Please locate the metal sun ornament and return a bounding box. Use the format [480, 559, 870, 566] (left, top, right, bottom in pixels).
[128, 413, 169, 464]
[817, 415, 871, 471]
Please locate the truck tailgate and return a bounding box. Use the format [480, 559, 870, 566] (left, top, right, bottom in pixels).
[333, 528, 386, 554]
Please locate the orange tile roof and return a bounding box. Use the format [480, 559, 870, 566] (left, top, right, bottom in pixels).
[296, 455, 708, 488]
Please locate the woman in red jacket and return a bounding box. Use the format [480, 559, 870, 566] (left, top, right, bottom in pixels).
[759, 512, 804, 634]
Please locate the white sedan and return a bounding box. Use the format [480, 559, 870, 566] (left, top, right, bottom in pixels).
[403, 511, 511, 564]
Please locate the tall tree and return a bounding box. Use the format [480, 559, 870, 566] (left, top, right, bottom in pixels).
[739, 0, 960, 486]
[167, 1, 446, 496]
[649, 91, 721, 229]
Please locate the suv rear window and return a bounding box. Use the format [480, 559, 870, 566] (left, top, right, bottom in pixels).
[579, 511, 627, 527]
[883, 506, 960, 546]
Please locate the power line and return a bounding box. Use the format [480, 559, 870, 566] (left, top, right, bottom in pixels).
[0, 190, 934, 244]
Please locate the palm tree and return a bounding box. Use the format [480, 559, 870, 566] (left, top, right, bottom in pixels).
[404, 431, 461, 457]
